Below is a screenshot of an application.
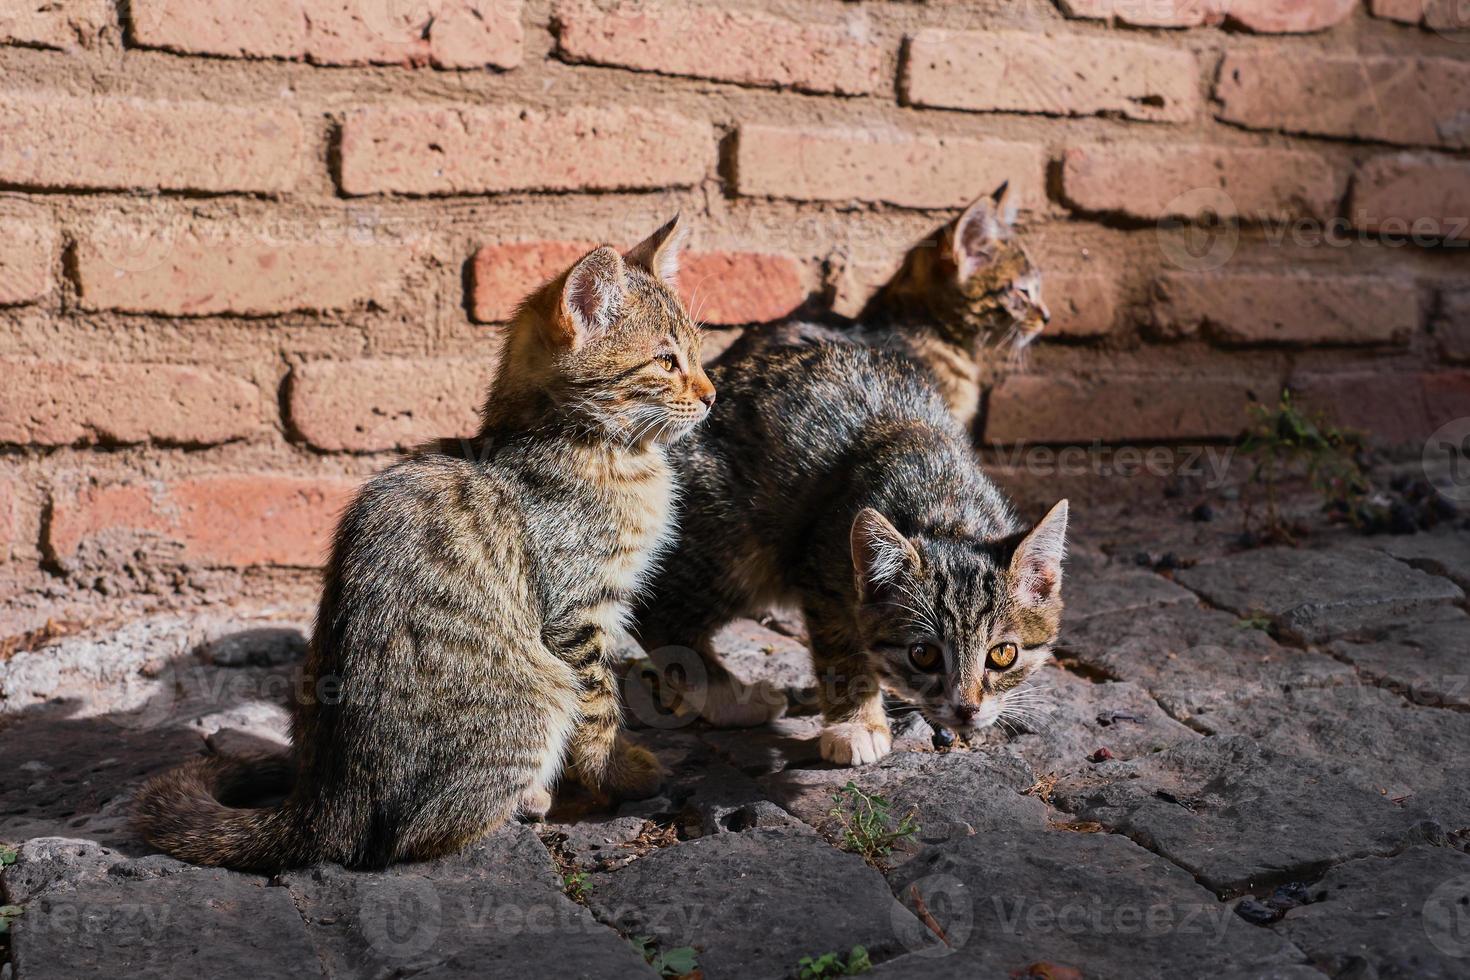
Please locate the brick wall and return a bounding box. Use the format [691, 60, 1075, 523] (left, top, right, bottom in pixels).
[1, 0, 1467, 606]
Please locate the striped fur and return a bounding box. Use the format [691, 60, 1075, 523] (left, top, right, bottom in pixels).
[721, 182, 1047, 434]
[134, 218, 712, 870]
[633, 343, 1066, 767]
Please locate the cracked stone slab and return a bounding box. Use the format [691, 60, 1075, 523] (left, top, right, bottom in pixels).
[1272, 845, 1470, 978]
[588, 827, 935, 979]
[987, 665, 1201, 778]
[711, 618, 818, 694]
[1063, 563, 1198, 624]
[1059, 604, 1355, 729]
[1053, 735, 1442, 895]
[9, 866, 317, 980]
[1372, 530, 1470, 592]
[1191, 684, 1470, 829]
[886, 830, 1305, 980]
[1173, 545, 1464, 643]
[762, 749, 1048, 860]
[280, 823, 655, 979]
[1327, 607, 1470, 710]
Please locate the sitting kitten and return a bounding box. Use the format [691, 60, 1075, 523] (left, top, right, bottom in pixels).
[719, 182, 1048, 433]
[135, 218, 713, 870]
[633, 342, 1067, 764]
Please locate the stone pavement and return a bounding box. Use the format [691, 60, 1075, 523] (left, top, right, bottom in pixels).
[2, 509, 1469, 979]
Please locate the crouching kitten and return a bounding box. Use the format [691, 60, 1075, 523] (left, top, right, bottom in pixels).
[135, 218, 712, 870]
[633, 342, 1066, 765]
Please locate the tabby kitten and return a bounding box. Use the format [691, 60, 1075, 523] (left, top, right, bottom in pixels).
[719, 182, 1048, 433]
[135, 218, 713, 870]
[633, 342, 1067, 764]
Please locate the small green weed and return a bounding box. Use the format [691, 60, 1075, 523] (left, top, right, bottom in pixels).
[630, 935, 700, 978]
[562, 870, 591, 903]
[1240, 391, 1370, 544]
[829, 782, 919, 865]
[797, 945, 872, 978]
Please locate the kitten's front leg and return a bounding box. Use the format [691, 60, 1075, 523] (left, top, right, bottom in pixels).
[565, 627, 664, 799]
[810, 634, 892, 767]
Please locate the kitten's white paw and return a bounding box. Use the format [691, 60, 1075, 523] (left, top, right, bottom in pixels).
[820, 723, 893, 767]
[698, 677, 786, 728]
[516, 785, 552, 822]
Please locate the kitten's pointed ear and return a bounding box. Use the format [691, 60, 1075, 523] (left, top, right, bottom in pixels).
[554, 246, 626, 349]
[624, 213, 687, 286]
[1009, 500, 1068, 608]
[950, 189, 1010, 282]
[851, 508, 921, 604]
[991, 180, 1018, 224]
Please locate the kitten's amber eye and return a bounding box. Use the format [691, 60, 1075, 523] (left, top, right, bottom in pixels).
[655, 353, 678, 372]
[908, 643, 943, 673]
[987, 642, 1019, 671]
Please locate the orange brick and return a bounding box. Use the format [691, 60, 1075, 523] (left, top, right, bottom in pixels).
[469, 241, 807, 325]
[1293, 371, 1470, 445]
[1061, 0, 1354, 31]
[288, 359, 492, 452]
[1216, 53, 1470, 150]
[339, 105, 712, 196]
[1045, 272, 1119, 339]
[75, 220, 419, 316]
[1062, 144, 1343, 221]
[129, 0, 523, 68]
[987, 372, 1260, 444]
[734, 125, 1045, 210]
[48, 474, 361, 568]
[0, 215, 56, 306]
[0, 478, 14, 562]
[1151, 273, 1418, 347]
[1350, 153, 1470, 242]
[0, 360, 260, 446]
[556, 2, 884, 95]
[903, 29, 1198, 123]
[0, 93, 305, 193]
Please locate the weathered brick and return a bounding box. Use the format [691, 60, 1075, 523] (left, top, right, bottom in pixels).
[130, 0, 523, 69]
[986, 373, 1259, 444]
[1370, 0, 1425, 21]
[1369, 0, 1469, 29]
[680, 251, 807, 325]
[76, 222, 418, 316]
[48, 474, 360, 568]
[288, 359, 491, 452]
[556, 2, 884, 95]
[0, 478, 14, 561]
[0, 94, 304, 193]
[1062, 144, 1343, 221]
[0, 0, 112, 49]
[903, 29, 1198, 123]
[1350, 153, 1470, 242]
[1061, 0, 1355, 31]
[1046, 272, 1118, 339]
[734, 125, 1045, 210]
[1293, 371, 1470, 444]
[0, 215, 56, 306]
[1435, 288, 1470, 362]
[1216, 53, 1470, 150]
[1152, 273, 1417, 347]
[339, 105, 712, 196]
[0, 361, 260, 446]
[470, 241, 807, 325]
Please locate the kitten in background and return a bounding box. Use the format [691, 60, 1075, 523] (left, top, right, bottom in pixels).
[720, 182, 1048, 433]
[135, 218, 712, 870]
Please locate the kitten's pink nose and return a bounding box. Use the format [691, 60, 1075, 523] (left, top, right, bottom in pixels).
[699, 390, 716, 409]
[955, 702, 981, 724]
